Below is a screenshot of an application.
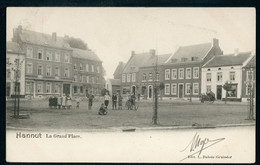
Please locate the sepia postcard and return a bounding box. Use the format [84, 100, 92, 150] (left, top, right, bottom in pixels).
[6, 7, 255, 163]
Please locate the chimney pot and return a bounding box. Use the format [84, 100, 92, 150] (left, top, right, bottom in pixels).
[52, 32, 57, 41]
[234, 48, 239, 56]
[150, 49, 156, 56]
[212, 38, 219, 47]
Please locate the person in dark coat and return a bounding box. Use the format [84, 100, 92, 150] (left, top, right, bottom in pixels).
[88, 93, 94, 110]
[49, 96, 53, 109]
[118, 94, 123, 110]
[98, 103, 107, 115]
[53, 96, 58, 109]
[112, 93, 117, 110]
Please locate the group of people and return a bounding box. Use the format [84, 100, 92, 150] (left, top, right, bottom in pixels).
[48, 94, 72, 109]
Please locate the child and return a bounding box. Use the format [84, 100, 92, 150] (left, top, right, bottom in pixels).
[98, 103, 107, 115]
[75, 97, 81, 109]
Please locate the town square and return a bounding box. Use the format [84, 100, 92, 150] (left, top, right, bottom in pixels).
[5, 7, 255, 163]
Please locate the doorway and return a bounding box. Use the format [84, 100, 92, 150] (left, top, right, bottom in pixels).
[63, 84, 70, 96]
[132, 86, 136, 95]
[217, 85, 222, 100]
[148, 85, 153, 99]
[178, 84, 183, 98]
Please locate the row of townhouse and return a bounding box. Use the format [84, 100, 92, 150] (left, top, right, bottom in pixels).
[6, 25, 105, 98]
[119, 38, 255, 102]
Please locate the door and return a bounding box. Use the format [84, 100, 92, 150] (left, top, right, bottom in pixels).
[179, 84, 183, 98]
[148, 86, 152, 99]
[217, 85, 222, 100]
[63, 84, 70, 96]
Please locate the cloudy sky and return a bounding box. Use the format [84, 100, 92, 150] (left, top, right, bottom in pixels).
[7, 7, 255, 79]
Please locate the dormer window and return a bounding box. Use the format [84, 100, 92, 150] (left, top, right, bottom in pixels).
[171, 58, 177, 63]
[207, 69, 211, 71]
[181, 58, 187, 62]
[191, 56, 198, 61]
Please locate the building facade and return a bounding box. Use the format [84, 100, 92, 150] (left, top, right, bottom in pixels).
[6, 41, 26, 98]
[163, 38, 223, 100]
[201, 52, 253, 102]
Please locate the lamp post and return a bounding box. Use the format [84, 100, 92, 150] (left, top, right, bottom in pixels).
[152, 54, 159, 125]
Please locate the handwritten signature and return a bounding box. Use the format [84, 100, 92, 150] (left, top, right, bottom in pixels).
[180, 132, 225, 162]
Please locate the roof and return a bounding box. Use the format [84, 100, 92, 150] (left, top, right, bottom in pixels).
[108, 79, 121, 86]
[244, 55, 255, 68]
[141, 53, 172, 67]
[72, 48, 101, 62]
[6, 41, 24, 54]
[166, 43, 212, 64]
[122, 52, 154, 73]
[113, 62, 126, 77]
[203, 52, 252, 68]
[17, 28, 71, 49]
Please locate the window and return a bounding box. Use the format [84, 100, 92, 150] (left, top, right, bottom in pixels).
[97, 66, 100, 73]
[80, 86, 83, 94]
[86, 64, 89, 72]
[191, 56, 198, 61]
[74, 64, 77, 70]
[91, 65, 94, 72]
[230, 71, 235, 81]
[6, 69, 11, 79]
[171, 83, 177, 95]
[25, 82, 32, 93]
[226, 84, 237, 97]
[186, 68, 191, 79]
[186, 83, 191, 95]
[80, 63, 83, 70]
[171, 69, 177, 80]
[156, 72, 159, 81]
[79, 75, 83, 82]
[165, 83, 170, 95]
[37, 65, 43, 75]
[165, 69, 170, 80]
[149, 72, 153, 81]
[217, 72, 222, 82]
[46, 51, 52, 61]
[26, 47, 33, 58]
[171, 58, 177, 63]
[64, 53, 69, 63]
[127, 74, 131, 82]
[206, 85, 211, 92]
[96, 77, 99, 83]
[46, 83, 51, 93]
[55, 67, 60, 76]
[86, 76, 89, 83]
[54, 84, 60, 93]
[46, 66, 51, 76]
[207, 73, 211, 82]
[37, 83, 43, 93]
[193, 83, 199, 95]
[193, 67, 199, 78]
[179, 68, 184, 79]
[247, 71, 254, 81]
[132, 73, 136, 82]
[55, 52, 60, 62]
[73, 86, 78, 94]
[92, 77, 95, 83]
[64, 68, 69, 77]
[37, 49, 43, 60]
[181, 58, 187, 62]
[26, 63, 33, 74]
[122, 74, 126, 82]
[74, 74, 77, 82]
[142, 73, 147, 81]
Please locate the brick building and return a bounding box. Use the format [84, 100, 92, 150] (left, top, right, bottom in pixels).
[6, 41, 26, 98]
[163, 39, 223, 100]
[202, 52, 253, 102]
[72, 48, 104, 96]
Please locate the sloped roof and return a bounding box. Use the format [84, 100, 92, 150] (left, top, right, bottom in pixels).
[113, 62, 126, 77]
[123, 52, 154, 73]
[17, 28, 71, 49]
[203, 52, 251, 67]
[109, 79, 121, 86]
[6, 41, 25, 54]
[244, 55, 255, 68]
[141, 53, 172, 67]
[72, 48, 101, 62]
[166, 43, 212, 64]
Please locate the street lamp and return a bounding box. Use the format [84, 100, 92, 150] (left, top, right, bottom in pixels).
[152, 54, 159, 125]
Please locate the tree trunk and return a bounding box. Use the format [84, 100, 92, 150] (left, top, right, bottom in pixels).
[225, 91, 227, 104]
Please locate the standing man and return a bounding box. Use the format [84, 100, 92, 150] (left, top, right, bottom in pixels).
[104, 92, 110, 109]
[112, 92, 117, 110]
[88, 93, 94, 110]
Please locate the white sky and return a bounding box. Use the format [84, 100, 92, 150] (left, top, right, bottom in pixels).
[7, 7, 255, 79]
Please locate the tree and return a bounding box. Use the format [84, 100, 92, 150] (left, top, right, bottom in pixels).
[64, 36, 89, 50]
[159, 82, 165, 101]
[223, 81, 232, 104]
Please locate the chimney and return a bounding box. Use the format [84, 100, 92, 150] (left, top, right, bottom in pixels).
[131, 51, 135, 57]
[52, 32, 57, 42]
[119, 61, 123, 65]
[234, 48, 239, 56]
[212, 38, 219, 47]
[18, 25, 22, 32]
[150, 49, 156, 56]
